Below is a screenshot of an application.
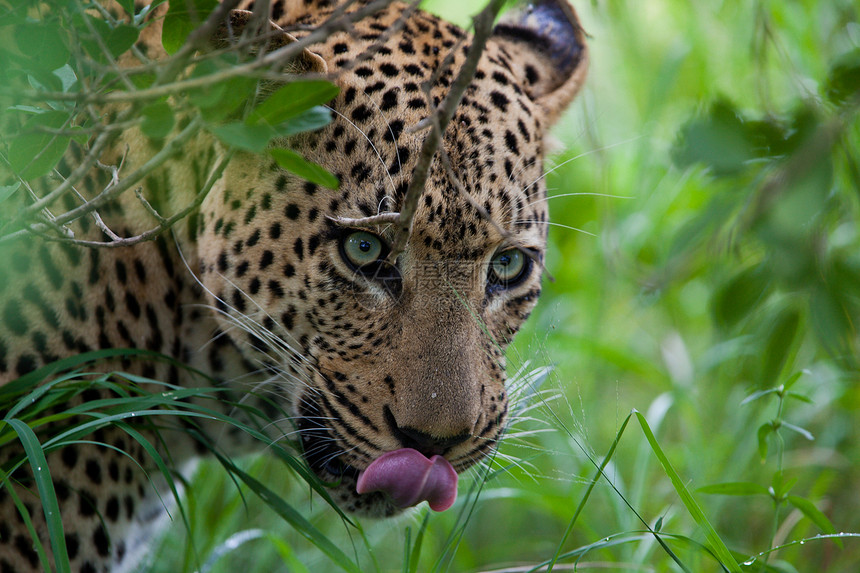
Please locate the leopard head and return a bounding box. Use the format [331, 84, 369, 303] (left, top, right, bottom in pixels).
[196, 0, 587, 517]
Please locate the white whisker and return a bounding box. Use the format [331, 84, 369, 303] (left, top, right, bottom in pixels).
[515, 220, 596, 237]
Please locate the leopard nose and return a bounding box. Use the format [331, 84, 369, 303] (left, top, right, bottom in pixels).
[384, 406, 471, 457]
[397, 426, 471, 457]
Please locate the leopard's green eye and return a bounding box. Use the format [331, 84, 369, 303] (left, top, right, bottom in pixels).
[342, 231, 384, 268]
[488, 248, 529, 287]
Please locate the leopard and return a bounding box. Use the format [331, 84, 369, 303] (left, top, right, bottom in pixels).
[0, 0, 587, 570]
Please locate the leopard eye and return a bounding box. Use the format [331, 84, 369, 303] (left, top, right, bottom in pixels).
[341, 231, 384, 268]
[488, 248, 529, 287]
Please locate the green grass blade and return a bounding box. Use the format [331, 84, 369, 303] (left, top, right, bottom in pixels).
[787, 495, 840, 547]
[408, 512, 430, 573]
[267, 533, 313, 573]
[633, 410, 742, 572]
[199, 529, 267, 573]
[1, 471, 52, 571]
[212, 451, 361, 573]
[546, 412, 633, 572]
[4, 418, 70, 573]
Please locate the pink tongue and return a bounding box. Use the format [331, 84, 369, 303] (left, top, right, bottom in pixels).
[356, 448, 458, 511]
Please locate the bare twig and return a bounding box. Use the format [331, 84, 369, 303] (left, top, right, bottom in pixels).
[386, 0, 507, 263]
[327, 212, 401, 227]
[0, 117, 205, 244]
[27, 151, 233, 249]
[135, 188, 169, 224]
[74, 0, 137, 92]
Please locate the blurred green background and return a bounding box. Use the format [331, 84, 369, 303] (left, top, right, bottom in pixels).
[150, 0, 860, 571]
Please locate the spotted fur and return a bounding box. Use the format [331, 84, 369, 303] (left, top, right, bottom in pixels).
[0, 0, 587, 570]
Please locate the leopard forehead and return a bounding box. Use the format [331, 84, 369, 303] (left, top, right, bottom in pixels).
[217, 2, 550, 261]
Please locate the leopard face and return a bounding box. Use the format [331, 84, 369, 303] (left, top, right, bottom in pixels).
[194, 0, 588, 516]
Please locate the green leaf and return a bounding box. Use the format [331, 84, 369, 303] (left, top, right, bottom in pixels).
[697, 482, 769, 496]
[407, 512, 430, 573]
[787, 495, 840, 545]
[116, 0, 136, 18]
[268, 147, 339, 189]
[267, 535, 312, 573]
[782, 371, 804, 391]
[103, 24, 140, 60]
[711, 263, 771, 330]
[248, 81, 339, 126]
[740, 388, 779, 406]
[824, 48, 860, 105]
[140, 101, 175, 139]
[810, 284, 854, 359]
[633, 411, 742, 572]
[199, 530, 267, 573]
[76, 16, 139, 63]
[0, 479, 52, 571]
[781, 422, 814, 441]
[4, 419, 70, 573]
[770, 471, 798, 500]
[672, 99, 755, 176]
[757, 423, 771, 460]
[0, 182, 21, 204]
[187, 57, 257, 121]
[785, 391, 813, 404]
[760, 306, 801, 386]
[7, 111, 73, 180]
[14, 21, 69, 71]
[53, 65, 77, 93]
[268, 106, 333, 138]
[210, 122, 274, 153]
[162, 0, 217, 54]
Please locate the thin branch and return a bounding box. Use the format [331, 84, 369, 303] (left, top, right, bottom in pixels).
[386, 0, 507, 263]
[0, 117, 205, 244]
[135, 188, 169, 224]
[28, 151, 234, 249]
[159, 0, 245, 83]
[327, 212, 401, 227]
[74, 0, 137, 92]
[0, 0, 401, 244]
[17, 0, 399, 107]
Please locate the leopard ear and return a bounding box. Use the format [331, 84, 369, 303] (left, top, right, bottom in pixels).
[212, 9, 327, 75]
[491, 0, 587, 126]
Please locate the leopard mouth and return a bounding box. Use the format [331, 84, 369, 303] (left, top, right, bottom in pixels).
[295, 410, 459, 516]
[296, 410, 361, 480]
[295, 413, 401, 517]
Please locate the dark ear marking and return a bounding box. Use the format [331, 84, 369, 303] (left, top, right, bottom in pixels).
[491, 0, 588, 124]
[493, 0, 585, 88]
